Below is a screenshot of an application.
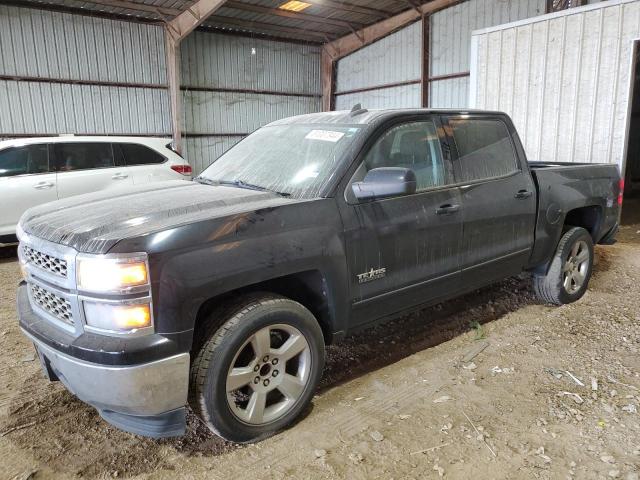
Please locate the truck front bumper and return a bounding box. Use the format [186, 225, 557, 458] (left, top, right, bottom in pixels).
[18, 284, 189, 438]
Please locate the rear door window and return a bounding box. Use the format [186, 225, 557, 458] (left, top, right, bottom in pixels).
[116, 143, 165, 166]
[53, 143, 115, 172]
[0, 144, 49, 177]
[449, 118, 518, 183]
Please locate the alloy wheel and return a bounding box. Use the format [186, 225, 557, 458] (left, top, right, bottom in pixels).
[562, 240, 590, 294]
[225, 324, 312, 425]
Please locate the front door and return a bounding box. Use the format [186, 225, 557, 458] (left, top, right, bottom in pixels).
[0, 143, 57, 237]
[444, 115, 537, 286]
[339, 117, 464, 326]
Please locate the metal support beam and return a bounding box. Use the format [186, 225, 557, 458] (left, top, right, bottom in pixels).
[167, 0, 227, 42]
[405, 0, 424, 15]
[421, 14, 430, 108]
[325, 0, 463, 60]
[321, 47, 335, 112]
[165, 30, 182, 154]
[163, 0, 227, 153]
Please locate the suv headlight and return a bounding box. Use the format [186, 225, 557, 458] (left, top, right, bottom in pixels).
[77, 253, 149, 294]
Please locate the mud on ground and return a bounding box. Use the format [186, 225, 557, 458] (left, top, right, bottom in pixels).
[1, 205, 639, 480]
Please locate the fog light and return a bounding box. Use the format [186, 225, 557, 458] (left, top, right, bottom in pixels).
[84, 301, 152, 333]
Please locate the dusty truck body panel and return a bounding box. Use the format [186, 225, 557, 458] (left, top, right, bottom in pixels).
[15, 109, 620, 438]
[528, 162, 620, 269]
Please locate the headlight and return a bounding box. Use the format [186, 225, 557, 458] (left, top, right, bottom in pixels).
[77, 253, 149, 293]
[83, 301, 152, 333]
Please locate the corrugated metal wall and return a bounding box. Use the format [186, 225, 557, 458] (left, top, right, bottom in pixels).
[181, 31, 322, 174]
[333, 0, 544, 111]
[336, 84, 421, 110]
[0, 5, 170, 137]
[470, 0, 640, 169]
[334, 21, 422, 110]
[429, 0, 545, 108]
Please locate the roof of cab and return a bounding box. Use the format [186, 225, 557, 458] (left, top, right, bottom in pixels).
[267, 108, 508, 127]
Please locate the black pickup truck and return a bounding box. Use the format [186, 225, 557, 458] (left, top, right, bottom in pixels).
[16, 109, 621, 442]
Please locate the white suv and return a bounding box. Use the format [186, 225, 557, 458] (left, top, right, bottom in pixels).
[0, 136, 192, 242]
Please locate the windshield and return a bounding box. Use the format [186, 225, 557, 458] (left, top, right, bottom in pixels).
[198, 124, 362, 198]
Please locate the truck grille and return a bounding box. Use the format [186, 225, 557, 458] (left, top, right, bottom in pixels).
[22, 245, 68, 278]
[30, 284, 74, 326]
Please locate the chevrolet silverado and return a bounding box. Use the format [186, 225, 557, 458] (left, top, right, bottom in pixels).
[16, 108, 621, 442]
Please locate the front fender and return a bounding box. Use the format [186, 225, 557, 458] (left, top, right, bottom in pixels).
[111, 199, 349, 343]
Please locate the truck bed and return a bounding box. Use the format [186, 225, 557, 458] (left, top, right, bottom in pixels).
[529, 161, 620, 185]
[527, 160, 620, 267]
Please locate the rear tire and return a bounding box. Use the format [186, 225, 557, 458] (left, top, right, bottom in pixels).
[189, 294, 325, 443]
[533, 227, 594, 305]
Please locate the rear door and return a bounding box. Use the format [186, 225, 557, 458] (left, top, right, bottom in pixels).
[53, 142, 132, 199]
[339, 116, 464, 326]
[0, 143, 57, 237]
[113, 142, 174, 184]
[443, 114, 536, 286]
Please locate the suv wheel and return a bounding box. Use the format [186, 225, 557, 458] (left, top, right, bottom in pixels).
[533, 226, 594, 305]
[189, 294, 325, 443]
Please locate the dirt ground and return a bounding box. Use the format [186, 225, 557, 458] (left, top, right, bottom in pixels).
[1, 202, 639, 480]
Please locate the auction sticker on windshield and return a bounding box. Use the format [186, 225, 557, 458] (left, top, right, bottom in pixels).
[305, 130, 345, 142]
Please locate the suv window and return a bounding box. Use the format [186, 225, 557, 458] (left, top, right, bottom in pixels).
[449, 118, 518, 182]
[361, 120, 449, 191]
[0, 144, 49, 177]
[116, 143, 165, 166]
[53, 143, 115, 172]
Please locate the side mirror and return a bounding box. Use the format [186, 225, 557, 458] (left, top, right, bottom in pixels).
[352, 167, 417, 201]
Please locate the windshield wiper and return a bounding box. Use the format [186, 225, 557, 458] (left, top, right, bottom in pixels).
[194, 176, 216, 186]
[195, 177, 290, 197]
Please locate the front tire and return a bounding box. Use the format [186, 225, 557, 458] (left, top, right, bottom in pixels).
[533, 226, 594, 305]
[189, 294, 325, 443]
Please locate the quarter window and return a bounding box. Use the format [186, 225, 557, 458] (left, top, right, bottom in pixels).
[116, 143, 165, 166]
[361, 120, 449, 192]
[0, 144, 49, 177]
[449, 118, 518, 182]
[53, 143, 115, 171]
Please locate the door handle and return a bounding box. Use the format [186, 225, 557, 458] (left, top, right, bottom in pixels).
[515, 189, 532, 199]
[33, 181, 54, 190]
[112, 173, 129, 180]
[436, 204, 460, 215]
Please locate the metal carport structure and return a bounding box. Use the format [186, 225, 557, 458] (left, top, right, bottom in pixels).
[2, 0, 461, 159]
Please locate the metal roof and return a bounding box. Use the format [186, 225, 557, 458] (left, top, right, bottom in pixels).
[7, 0, 436, 43]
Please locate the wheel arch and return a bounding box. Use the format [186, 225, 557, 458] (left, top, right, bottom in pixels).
[531, 205, 601, 276]
[191, 270, 336, 354]
[563, 204, 603, 242]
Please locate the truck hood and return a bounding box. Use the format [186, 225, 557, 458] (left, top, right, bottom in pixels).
[19, 180, 297, 254]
